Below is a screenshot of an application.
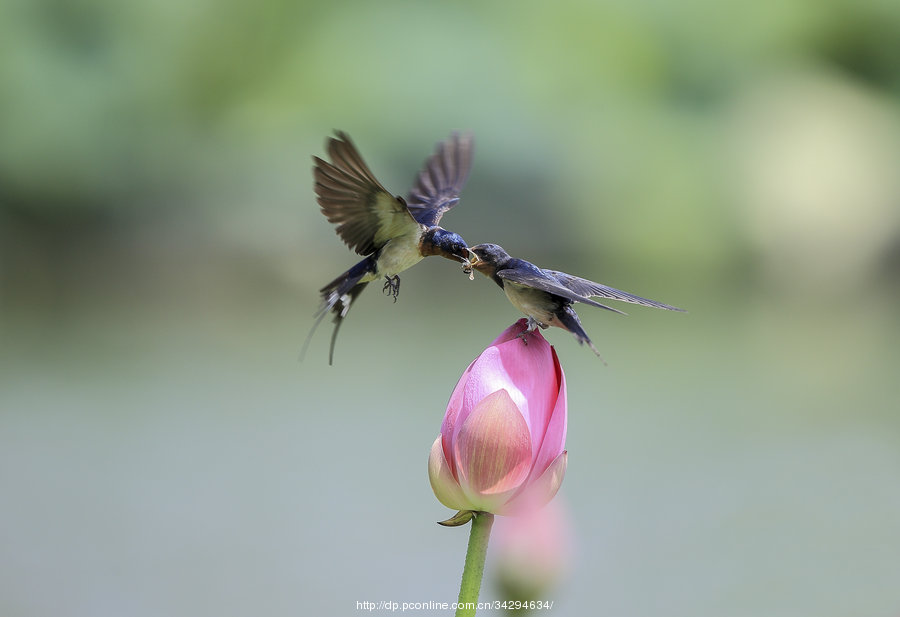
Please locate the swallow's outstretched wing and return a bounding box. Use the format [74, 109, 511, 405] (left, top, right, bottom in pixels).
[405, 132, 474, 228]
[313, 131, 419, 256]
[496, 268, 627, 315]
[544, 270, 685, 312]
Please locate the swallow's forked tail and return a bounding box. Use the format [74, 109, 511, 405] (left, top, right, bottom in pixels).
[557, 306, 604, 361]
[300, 256, 376, 365]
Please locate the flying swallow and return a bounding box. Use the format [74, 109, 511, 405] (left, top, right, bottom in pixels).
[467, 243, 684, 356]
[304, 131, 475, 364]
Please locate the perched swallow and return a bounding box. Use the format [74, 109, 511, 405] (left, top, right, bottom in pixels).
[304, 131, 475, 364]
[468, 243, 685, 356]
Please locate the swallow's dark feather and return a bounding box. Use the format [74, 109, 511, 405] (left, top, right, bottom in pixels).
[553, 306, 595, 350]
[469, 243, 684, 357]
[313, 131, 411, 256]
[300, 255, 376, 365]
[406, 132, 474, 227]
[542, 270, 683, 311]
[497, 264, 626, 315]
[306, 131, 475, 364]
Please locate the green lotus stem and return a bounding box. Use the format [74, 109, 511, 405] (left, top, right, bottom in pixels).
[455, 511, 494, 617]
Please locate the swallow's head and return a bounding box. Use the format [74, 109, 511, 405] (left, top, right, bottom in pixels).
[421, 227, 471, 264]
[469, 243, 511, 274]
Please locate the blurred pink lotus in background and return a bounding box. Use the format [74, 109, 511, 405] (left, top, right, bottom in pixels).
[492, 499, 572, 601]
[428, 319, 567, 515]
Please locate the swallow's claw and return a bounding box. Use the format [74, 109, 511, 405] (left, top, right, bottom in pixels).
[525, 317, 547, 331]
[382, 275, 401, 302]
[516, 318, 548, 345]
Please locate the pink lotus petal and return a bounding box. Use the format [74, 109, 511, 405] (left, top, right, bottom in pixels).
[488, 319, 529, 347]
[441, 358, 479, 478]
[444, 323, 558, 465]
[452, 347, 512, 443]
[427, 436, 470, 511]
[527, 348, 567, 481]
[455, 389, 532, 510]
[501, 451, 567, 516]
[492, 330, 559, 459]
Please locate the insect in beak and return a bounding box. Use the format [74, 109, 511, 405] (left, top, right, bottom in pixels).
[461, 248, 479, 279]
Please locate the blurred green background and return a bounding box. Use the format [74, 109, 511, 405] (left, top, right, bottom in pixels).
[2, 0, 899, 615]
